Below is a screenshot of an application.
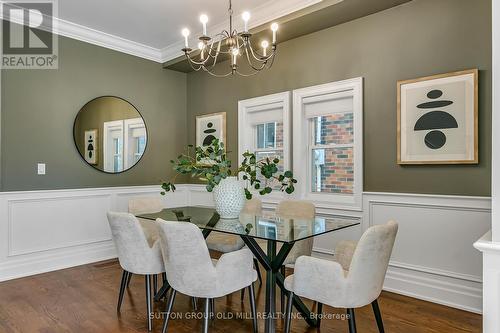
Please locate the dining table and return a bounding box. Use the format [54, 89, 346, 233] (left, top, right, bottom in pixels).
[137, 206, 359, 333]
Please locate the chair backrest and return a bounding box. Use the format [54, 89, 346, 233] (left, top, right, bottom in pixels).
[347, 221, 398, 305]
[107, 212, 155, 273]
[128, 197, 163, 215]
[156, 218, 217, 296]
[276, 200, 315, 219]
[276, 200, 316, 264]
[242, 197, 262, 215]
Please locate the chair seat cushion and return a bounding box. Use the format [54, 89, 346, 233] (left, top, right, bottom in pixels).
[206, 233, 245, 253]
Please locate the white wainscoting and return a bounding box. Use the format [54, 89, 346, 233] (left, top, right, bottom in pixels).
[363, 192, 491, 314]
[0, 185, 491, 314]
[0, 185, 185, 282]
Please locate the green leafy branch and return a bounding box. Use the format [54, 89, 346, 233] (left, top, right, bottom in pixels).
[161, 138, 297, 199]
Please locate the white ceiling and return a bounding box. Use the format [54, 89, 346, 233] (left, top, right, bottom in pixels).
[7, 0, 321, 62]
[59, 0, 272, 49]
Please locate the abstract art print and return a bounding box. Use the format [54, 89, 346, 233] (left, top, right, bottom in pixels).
[84, 129, 98, 165]
[397, 69, 478, 164]
[196, 112, 226, 147]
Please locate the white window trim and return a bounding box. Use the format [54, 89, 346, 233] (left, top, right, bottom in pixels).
[103, 120, 124, 173]
[292, 77, 363, 211]
[124, 117, 147, 169]
[238, 91, 291, 203]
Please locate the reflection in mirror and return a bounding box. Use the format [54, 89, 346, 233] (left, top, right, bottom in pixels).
[73, 96, 147, 173]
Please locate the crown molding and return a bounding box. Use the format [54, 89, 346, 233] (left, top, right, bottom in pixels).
[1, 0, 323, 64]
[54, 18, 163, 62]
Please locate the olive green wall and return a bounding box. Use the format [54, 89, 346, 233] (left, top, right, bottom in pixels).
[1, 36, 187, 191]
[186, 0, 492, 196]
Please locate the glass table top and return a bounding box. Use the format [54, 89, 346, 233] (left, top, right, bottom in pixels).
[137, 206, 359, 243]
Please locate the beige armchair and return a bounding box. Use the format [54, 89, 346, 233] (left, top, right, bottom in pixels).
[107, 212, 166, 332]
[156, 219, 258, 333]
[283, 220, 398, 333]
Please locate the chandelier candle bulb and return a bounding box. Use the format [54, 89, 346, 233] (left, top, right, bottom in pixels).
[232, 48, 239, 65]
[200, 14, 208, 36]
[181, 28, 190, 48]
[198, 41, 205, 59]
[271, 22, 278, 44]
[242, 11, 250, 32]
[261, 40, 269, 57]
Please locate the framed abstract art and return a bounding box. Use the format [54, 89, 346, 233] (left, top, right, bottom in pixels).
[196, 112, 227, 147]
[397, 69, 478, 164]
[84, 129, 98, 165]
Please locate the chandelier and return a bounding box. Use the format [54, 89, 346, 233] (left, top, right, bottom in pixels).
[180, 0, 278, 77]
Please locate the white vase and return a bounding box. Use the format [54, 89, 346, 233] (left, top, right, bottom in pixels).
[213, 176, 246, 219]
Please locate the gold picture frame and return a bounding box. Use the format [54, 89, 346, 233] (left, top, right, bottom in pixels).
[196, 112, 227, 147]
[397, 69, 478, 165]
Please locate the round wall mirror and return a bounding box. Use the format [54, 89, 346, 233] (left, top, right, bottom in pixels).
[73, 96, 147, 173]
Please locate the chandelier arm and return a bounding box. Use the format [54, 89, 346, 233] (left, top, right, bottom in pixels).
[185, 53, 214, 66]
[235, 68, 267, 77]
[203, 66, 234, 77]
[243, 45, 269, 72]
[246, 42, 276, 62]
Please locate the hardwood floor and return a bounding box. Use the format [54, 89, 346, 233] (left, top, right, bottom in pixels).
[0, 259, 481, 333]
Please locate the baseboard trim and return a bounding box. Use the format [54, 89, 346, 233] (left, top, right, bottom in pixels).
[384, 266, 482, 314]
[0, 240, 116, 282]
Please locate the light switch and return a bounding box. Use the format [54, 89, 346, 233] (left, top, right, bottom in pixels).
[37, 163, 46, 175]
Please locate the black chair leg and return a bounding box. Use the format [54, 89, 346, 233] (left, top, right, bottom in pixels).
[240, 288, 245, 301]
[203, 299, 210, 333]
[162, 272, 167, 283]
[248, 284, 258, 333]
[117, 270, 128, 312]
[153, 275, 158, 296]
[254, 258, 262, 284]
[126, 272, 132, 287]
[280, 266, 286, 314]
[192, 297, 198, 311]
[347, 308, 357, 333]
[145, 275, 153, 332]
[317, 302, 323, 328]
[162, 289, 177, 333]
[372, 299, 385, 333]
[284, 291, 294, 333]
[210, 298, 215, 319]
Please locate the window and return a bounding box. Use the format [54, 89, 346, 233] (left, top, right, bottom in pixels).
[238, 92, 290, 194]
[103, 118, 146, 173]
[134, 136, 146, 162]
[113, 137, 123, 172]
[293, 78, 363, 210]
[310, 113, 354, 194]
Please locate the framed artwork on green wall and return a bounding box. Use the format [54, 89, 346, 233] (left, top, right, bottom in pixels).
[196, 112, 227, 147]
[397, 69, 478, 165]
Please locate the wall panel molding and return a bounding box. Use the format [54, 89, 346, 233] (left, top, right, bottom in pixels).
[362, 192, 490, 313]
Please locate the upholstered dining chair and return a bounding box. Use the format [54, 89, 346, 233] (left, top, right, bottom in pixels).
[206, 197, 263, 284]
[128, 196, 165, 293]
[107, 212, 166, 332]
[156, 218, 258, 333]
[283, 220, 399, 333]
[275, 200, 316, 311]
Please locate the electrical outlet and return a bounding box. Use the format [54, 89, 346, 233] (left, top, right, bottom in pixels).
[37, 163, 46, 175]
